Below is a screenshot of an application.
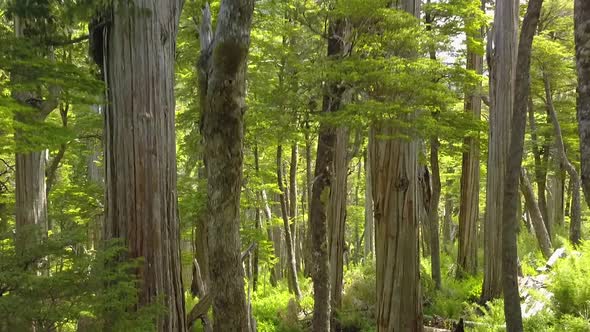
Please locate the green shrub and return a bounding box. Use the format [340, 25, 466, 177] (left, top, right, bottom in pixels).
[550, 242, 590, 317]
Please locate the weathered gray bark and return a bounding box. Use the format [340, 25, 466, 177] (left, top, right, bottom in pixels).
[364, 147, 375, 258]
[102, 1, 186, 330]
[200, 0, 255, 328]
[328, 127, 349, 328]
[575, 0, 590, 209]
[277, 145, 302, 299]
[482, 0, 518, 303]
[309, 18, 350, 332]
[458, 31, 482, 277]
[501, 0, 544, 329]
[519, 170, 552, 258]
[543, 74, 582, 245]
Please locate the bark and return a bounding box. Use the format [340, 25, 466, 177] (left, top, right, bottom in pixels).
[364, 147, 375, 258]
[200, 0, 255, 328]
[528, 99, 550, 234]
[371, 123, 422, 332]
[371, 3, 422, 330]
[102, 1, 186, 330]
[309, 19, 350, 332]
[328, 127, 349, 328]
[547, 163, 565, 228]
[575, 0, 590, 209]
[458, 30, 482, 277]
[289, 144, 301, 271]
[543, 74, 582, 245]
[304, 128, 313, 277]
[519, 170, 552, 258]
[428, 139, 442, 290]
[13, 15, 58, 262]
[277, 145, 302, 298]
[443, 191, 452, 248]
[501, 0, 543, 329]
[482, 0, 518, 303]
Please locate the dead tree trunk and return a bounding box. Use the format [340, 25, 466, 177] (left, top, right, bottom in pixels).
[543, 74, 582, 245]
[520, 170, 552, 258]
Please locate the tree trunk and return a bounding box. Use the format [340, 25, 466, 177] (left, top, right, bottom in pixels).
[103, 1, 186, 330]
[304, 128, 313, 277]
[501, 0, 543, 329]
[575, 0, 590, 209]
[309, 18, 350, 332]
[13, 15, 57, 263]
[528, 98, 550, 235]
[457, 33, 482, 277]
[482, 0, 518, 303]
[328, 127, 349, 329]
[443, 191, 453, 248]
[200, 0, 255, 329]
[289, 143, 301, 271]
[543, 74, 582, 245]
[428, 139, 442, 290]
[277, 145, 302, 298]
[364, 147, 375, 259]
[371, 123, 422, 332]
[520, 170, 552, 258]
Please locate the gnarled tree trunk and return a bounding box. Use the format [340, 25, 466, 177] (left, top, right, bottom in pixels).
[199, 0, 255, 329]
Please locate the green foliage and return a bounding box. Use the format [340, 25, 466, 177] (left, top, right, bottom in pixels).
[550, 242, 590, 318]
[0, 235, 160, 331]
[251, 277, 312, 332]
[340, 261, 377, 331]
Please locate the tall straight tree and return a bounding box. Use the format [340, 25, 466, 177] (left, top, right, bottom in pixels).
[200, 0, 255, 329]
[482, 0, 517, 303]
[501, 0, 544, 329]
[328, 126, 349, 328]
[575, 0, 590, 209]
[309, 18, 349, 332]
[372, 1, 422, 330]
[457, 15, 483, 277]
[102, 1, 186, 330]
[12, 15, 59, 260]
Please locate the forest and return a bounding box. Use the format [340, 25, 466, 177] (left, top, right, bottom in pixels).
[0, 0, 589, 331]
